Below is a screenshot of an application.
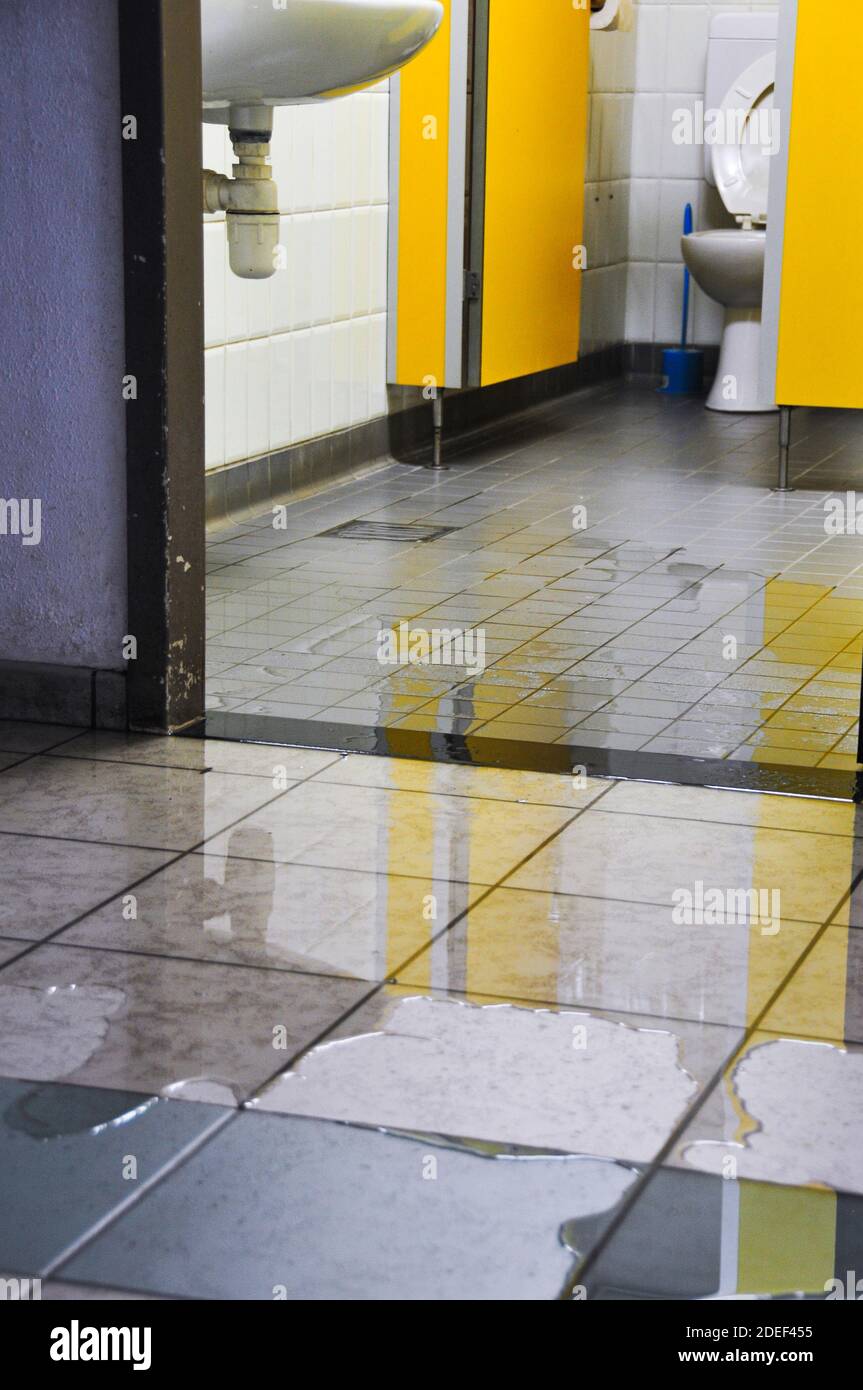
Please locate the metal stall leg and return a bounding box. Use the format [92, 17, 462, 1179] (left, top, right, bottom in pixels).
[432, 389, 444, 469]
[775, 405, 794, 492]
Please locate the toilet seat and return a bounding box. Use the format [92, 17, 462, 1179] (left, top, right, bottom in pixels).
[711, 52, 776, 225]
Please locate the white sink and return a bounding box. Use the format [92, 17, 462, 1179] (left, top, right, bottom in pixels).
[202, 0, 444, 115]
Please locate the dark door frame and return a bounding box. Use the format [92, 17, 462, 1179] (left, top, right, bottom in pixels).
[119, 0, 206, 732]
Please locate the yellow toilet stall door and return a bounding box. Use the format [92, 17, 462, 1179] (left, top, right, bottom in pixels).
[480, 1, 589, 387]
[771, 1, 863, 409]
[388, 1, 590, 392]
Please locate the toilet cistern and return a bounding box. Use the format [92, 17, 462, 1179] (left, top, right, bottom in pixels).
[201, 0, 444, 279]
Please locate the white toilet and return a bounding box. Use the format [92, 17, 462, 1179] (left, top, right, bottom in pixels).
[682, 13, 778, 413]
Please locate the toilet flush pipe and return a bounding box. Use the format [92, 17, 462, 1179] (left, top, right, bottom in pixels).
[203, 106, 279, 280]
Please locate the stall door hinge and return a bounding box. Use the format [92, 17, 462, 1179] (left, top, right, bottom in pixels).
[464, 270, 481, 302]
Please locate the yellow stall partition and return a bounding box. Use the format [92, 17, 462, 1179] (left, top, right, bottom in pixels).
[388, 0, 591, 393]
[763, 0, 863, 409]
[479, 0, 590, 386]
[388, 0, 463, 391]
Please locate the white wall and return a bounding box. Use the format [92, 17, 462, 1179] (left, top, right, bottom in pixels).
[203, 86, 390, 471]
[580, 14, 636, 355]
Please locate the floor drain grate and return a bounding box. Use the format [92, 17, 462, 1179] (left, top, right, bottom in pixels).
[320, 520, 459, 544]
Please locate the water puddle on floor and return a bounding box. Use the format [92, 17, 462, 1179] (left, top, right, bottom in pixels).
[252, 994, 699, 1161]
[3, 1084, 156, 1140]
[0, 982, 125, 1080]
[682, 1036, 863, 1192]
[161, 1078, 245, 1106]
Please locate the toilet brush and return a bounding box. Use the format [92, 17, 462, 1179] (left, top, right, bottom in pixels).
[659, 204, 705, 395]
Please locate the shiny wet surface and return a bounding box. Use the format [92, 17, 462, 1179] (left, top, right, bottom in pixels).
[2, 729, 863, 1298]
[205, 383, 863, 774]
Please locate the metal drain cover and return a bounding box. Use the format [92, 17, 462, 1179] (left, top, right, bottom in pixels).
[321, 520, 458, 543]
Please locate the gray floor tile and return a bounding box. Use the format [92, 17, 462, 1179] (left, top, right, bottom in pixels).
[0, 943, 369, 1103]
[0, 835, 174, 941]
[58, 854, 485, 982]
[507, 807, 856, 925]
[0, 1078, 227, 1275]
[0, 941, 28, 966]
[0, 757, 283, 851]
[396, 887, 818, 1027]
[198, 778, 576, 884]
[61, 1111, 639, 1300]
[45, 732, 339, 779]
[0, 723, 84, 755]
[579, 1165, 863, 1299]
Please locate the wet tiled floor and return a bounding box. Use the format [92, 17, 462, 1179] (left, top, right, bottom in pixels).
[206, 384, 863, 770]
[1, 728, 862, 1298]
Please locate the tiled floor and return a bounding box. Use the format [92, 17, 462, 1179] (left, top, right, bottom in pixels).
[1, 727, 863, 1298]
[206, 384, 863, 770]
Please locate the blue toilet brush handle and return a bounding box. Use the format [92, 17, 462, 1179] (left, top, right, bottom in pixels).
[681, 203, 693, 349]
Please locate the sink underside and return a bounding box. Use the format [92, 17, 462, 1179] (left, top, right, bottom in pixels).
[202, 0, 444, 112]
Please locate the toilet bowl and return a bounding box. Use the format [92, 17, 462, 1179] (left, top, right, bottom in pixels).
[681, 15, 779, 413]
[682, 228, 770, 412]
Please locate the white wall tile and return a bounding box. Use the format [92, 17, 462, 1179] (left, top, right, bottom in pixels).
[331, 319, 352, 431]
[312, 103, 337, 211]
[657, 178, 700, 261]
[628, 179, 660, 261]
[269, 335, 293, 451]
[224, 343, 249, 464]
[309, 211, 335, 325]
[369, 314, 387, 419]
[289, 105, 317, 213]
[370, 93, 390, 205]
[665, 5, 711, 93]
[370, 205, 388, 315]
[634, 4, 669, 92]
[290, 329, 314, 445]
[350, 94, 374, 205]
[310, 326, 334, 437]
[654, 261, 686, 344]
[204, 89, 391, 471]
[625, 262, 657, 341]
[661, 94, 705, 179]
[331, 210, 353, 322]
[246, 339, 271, 460]
[270, 217, 294, 336]
[204, 348, 226, 470]
[203, 221, 226, 349]
[350, 317, 372, 425]
[351, 207, 372, 319]
[630, 94, 664, 179]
